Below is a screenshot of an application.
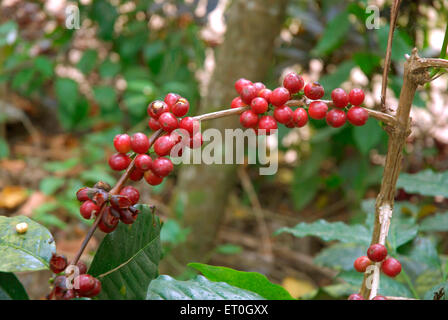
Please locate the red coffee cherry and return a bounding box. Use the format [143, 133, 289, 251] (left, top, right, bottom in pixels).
[129, 168, 144, 181]
[258, 88, 272, 103]
[349, 88, 365, 106]
[119, 186, 140, 205]
[76, 261, 87, 275]
[372, 295, 387, 300]
[354, 256, 372, 273]
[347, 106, 369, 126]
[148, 117, 162, 131]
[235, 78, 253, 94]
[131, 133, 150, 154]
[189, 132, 203, 149]
[179, 117, 200, 135]
[82, 278, 101, 298]
[240, 84, 258, 104]
[283, 72, 304, 94]
[270, 87, 290, 107]
[76, 187, 90, 202]
[147, 100, 169, 119]
[240, 110, 259, 128]
[50, 253, 68, 274]
[331, 88, 349, 108]
[80, 200, 99, 219]
[250, 97, 269, 114]
[113, 134, 131, 154]
[293, 107, 308, 127]
[152, 157, 173, 177]
[109, 153, 131, 171]
[348, 293, 364, 300]
[258, 115, 277, 135]
[304, 82, 324, 100]
[253, 82, 266, 94]
[144, 170, 164, 186]
[231, 97, 246, 109]
[164, 93, 180, 109]
[75, 274, 96, 296]
[135, 154, 153, 171]
[382, 257, 402, 277]
[158, 112, 179, 132]
[308, 101, 328, 120]
[273, 106, 294, 124]
[154, 135, 175, 157]
[171, 97, 190, 117]
[367, 244, 388, 262]
[60, 289, 76, 300]
[98, 206, 119, 233]
[326, 109, 346, 128]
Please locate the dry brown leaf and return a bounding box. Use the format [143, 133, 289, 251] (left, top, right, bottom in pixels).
[0, 159, 26, 173]
[281, 277, 316, 299]
[17, 191, 48, 216]
[0, 186, 28, 209]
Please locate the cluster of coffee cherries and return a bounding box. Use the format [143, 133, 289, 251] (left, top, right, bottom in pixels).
[76, 181, 140, 233]
[233, 72, 369, 133]
[348, 243, 402, 300]
[49, 253, 101, 300]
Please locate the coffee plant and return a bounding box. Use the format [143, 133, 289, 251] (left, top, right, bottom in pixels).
[1, 0, 448, 302]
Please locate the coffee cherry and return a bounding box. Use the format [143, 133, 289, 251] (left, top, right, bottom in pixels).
[76, 274, 96, 295]
[152, 157, 173, 177]
[118, 208, 136, 225]
[235, 78, 253, 94]
[304, 82, 324, 100]
[109, 153, 132, 171]
[293, 107, 308, 127]
[250, 97, 269, 114]
[147, 100, 169, 119]
[113, 134, 131, 154]
[270, 87, 290, 107]
[131, 133, 150, 154]
[76, 187, 90, 202]
[308, 101, 328, 120]
[354, 256, 371, 273]
[283, 72, 304, 94]
[253, 82, 266, 94]
[53, 275, 68, 295]
[179, 117, 200, 135]
[164, 93, 180, 109]
[60, 289, 76, 300]
[258, 115, 277, 135]
[148, 117, 162, 131]
[119, 186, 140, 205]
[258, 88, 272, 103]
[158, 112, 179, 132]
[171, 97, 190, 117]
[274, 106, 293, 124]
[331, 88, 349, 108]
[80, 200, 99, 219]
[367, 244, 387, 262]
[154, 135, 175, 157]
[372, 295, 387, 300]
[382, 257, 402, 277]
[83, 278, 101, 298]
[326, 109, 346, 128]
[129, 168, 144, 181]
[94, 181, 111, 192]
[144, 170, 164, 186]
[348, 293, 364, 300]
[98, 206, 119, 233]
[76, 261, 87, 275]
[240, 84, 258, 104]
[189, 132, 203, 149]
[240, 110, 259, 128]
[347, 106, 369, 126]
[50, 253, 68, 274]
[349, 88, 365, 106]
[135, 154, 153, 171]
[231, 97, 246, 109]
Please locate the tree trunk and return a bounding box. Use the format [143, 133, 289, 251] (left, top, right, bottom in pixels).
[161, 0, 288, 274]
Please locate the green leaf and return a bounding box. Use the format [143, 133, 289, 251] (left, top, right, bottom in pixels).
[0, 21, 18, 47]
[215, 244, 243, 255]
[319, 61, 357, 96]
[314, 243, 366, 271]
[43, 158, 78, 173]
[397, 170, 448, 198]
[188, 263, 294, 300]
[304, 283, 357, 300]
[0, 272, 28, 300]
[0, 216, 55, 272]
[353, 52, 381, 76]
[424, 282, 448, 300]
[160, 219, 190, 246]
[77, 49, 97, 74]
[99, 59, 120, 78]
[0, 137, 9, 159]
[88, 205, 162, 299]
[39, 176, 65, 195]
[312, 10, 351, 56]
[147, 275, 264, 300]
[408, 237, 441, 271]
[275, 220, 371, 246]
[353, 118, 384, 155]
[420, 212, 448, 232]
[32, 203, 67, 230]
[377, 26, 413, 62]
[34, 56, 54, 78]
[90, 0, 118, 41]
[93, 85, 117, 112]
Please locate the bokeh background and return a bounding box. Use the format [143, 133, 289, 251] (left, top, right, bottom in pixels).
[1, 0, 448, 299]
